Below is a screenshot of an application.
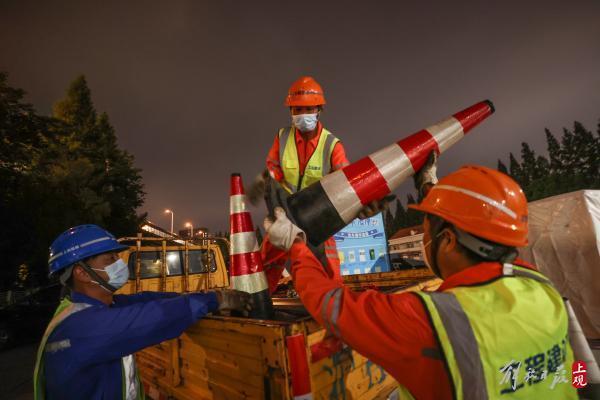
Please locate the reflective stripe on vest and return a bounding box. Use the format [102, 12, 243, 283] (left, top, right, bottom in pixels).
[278, 127, 339, 193]
[415, 265, 577, 399]
[33, 298, 143, 400]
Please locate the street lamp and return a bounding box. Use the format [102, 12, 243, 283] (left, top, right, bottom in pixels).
[164, 209, 174, 233]
[185, 222, 193, 238]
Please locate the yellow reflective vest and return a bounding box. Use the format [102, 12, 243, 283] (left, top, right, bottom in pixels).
[278, 126, 340, 193]
[33, 298, 143, 400]
[406, 264, 578, 399]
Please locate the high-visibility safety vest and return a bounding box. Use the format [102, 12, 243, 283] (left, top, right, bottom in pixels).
[278, 126, 340, 193]
[33, 298, 143, 400]
[400, 264, 577, 400]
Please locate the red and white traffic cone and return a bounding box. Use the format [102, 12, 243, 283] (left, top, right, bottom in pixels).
[288, 100, 495, 245]
[286, 334, 313, 400]
[229, 173, 274, 319]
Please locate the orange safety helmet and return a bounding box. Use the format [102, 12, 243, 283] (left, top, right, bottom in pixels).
[285, 76, 326, 107]
[409, 165, 528, 247]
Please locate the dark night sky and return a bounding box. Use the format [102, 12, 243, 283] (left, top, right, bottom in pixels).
[2, 1, 599, 233]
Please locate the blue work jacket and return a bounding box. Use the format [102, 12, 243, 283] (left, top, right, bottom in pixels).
[43, 290, 218, 399]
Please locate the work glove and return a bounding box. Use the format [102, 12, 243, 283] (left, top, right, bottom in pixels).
[263, 207, 305, 251]
[357, 195, 396, 219]
[414, 151, 438, 201]
[212, 289, 254, 316]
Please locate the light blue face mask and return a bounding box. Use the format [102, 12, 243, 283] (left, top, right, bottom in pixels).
[92, 259, 129, 291]
[292, 113, 318, 132]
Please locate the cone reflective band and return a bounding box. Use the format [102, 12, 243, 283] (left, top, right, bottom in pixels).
[229, 173, 274, 319]
[286, 334, 313, 400]
[288, 100, 495, 246]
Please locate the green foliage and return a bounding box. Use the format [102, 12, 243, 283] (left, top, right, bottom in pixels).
[497, 160, 508, 174]
[498, 121, 600, 201]
[0, 73, 145, 286]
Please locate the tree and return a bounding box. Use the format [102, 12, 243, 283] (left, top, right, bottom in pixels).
[545, 128, 562, 173]
[498, 120, 600, 202]
[508, 153, 523, 183]
[497, 160, 508, 174]
[572, 121, 599, 185]
[53, 75, 96, 134]
[0, 72, 56, 286]
[520, 142, 536, 186]
[0, 73, 145, 285]
[384, 208, 395, 238]
[52, 76, 145, 237]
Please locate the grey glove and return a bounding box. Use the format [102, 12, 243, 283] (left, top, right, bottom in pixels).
[263, 207, 305, 251]
[414, 151, 438, 201]
[212, 289, 253, 316]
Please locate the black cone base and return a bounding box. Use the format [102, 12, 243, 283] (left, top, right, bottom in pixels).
[250, 289, 274, 320]
[287, 182, 347, 246]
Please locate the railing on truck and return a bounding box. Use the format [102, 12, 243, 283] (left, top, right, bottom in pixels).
[117, 233, 441, 399]
[117, 234, 231, 294]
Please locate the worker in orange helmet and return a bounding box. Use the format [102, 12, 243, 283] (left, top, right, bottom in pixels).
[263, 76, 384, 287]
[264, 155, 579, 399]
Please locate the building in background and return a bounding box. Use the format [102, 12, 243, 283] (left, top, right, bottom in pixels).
[388, 225, 424, 263]
[178, 227, 209, 240]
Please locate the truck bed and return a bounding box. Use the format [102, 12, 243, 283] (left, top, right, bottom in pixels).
[139, 276, 442, 400]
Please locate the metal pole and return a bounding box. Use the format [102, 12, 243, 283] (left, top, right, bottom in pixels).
[165, 209, 174, 234]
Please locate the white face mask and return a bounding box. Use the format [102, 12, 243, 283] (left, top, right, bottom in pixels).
[92, 259, 129, 291]
[292, 113, 318, 132]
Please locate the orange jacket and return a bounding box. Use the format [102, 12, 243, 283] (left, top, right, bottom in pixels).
[263, 122, 347, 287]
[261, 235, 341, 294]
[289, 241, 538, 399]
[266, 122, 349, 182]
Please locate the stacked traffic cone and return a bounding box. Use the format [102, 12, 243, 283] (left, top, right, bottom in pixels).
[288, 100, 495, 246]
[229, 173, 274, 319]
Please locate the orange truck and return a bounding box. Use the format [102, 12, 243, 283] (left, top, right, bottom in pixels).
[116, 234, 439, 399]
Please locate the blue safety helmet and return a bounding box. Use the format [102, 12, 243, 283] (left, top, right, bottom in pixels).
[48, 224, 129, 277]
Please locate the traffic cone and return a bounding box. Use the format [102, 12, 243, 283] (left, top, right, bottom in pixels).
[288, 100, 495, 246]
[229, 173, 274, 319]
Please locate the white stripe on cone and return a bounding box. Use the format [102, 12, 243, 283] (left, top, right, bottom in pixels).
[369, 143, 415, 190]
[320, 170, 362, 224]
[230, 232, 259, 255]
[426, 116, 464, 153]
[230, 194, 247, 214]
[230, 272, 268, 294]
[320, 115, 466, 223]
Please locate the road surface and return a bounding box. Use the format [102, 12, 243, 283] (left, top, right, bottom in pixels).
[0, 344, 35, 400]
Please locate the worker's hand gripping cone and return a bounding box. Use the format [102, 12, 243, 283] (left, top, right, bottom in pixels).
[229, 173, 274, 319]
[288, 100, 495, 246]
